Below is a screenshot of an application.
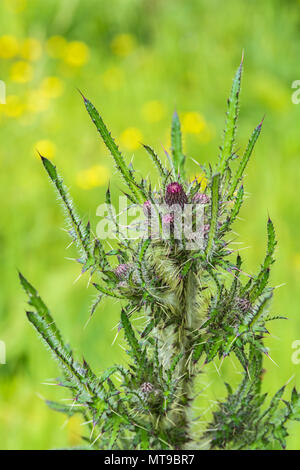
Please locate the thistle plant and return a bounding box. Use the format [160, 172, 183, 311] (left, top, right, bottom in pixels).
[20, 59, 300, 450]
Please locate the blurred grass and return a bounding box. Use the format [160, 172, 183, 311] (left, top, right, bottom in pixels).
[1, 0, 300, 449]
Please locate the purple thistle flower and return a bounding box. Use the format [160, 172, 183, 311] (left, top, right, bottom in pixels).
[115, 263, 130, 279]
[193, 193, 210, 204]
[165, 182, 188, 208]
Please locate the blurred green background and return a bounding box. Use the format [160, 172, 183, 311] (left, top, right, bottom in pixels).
[1, 0, 300, 449]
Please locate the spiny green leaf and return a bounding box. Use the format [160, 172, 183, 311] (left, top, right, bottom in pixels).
[41, 156, 92, 262]
[261, 386, 285, 423]
[82, 94, 143, 203]
[228, 120, 263, 199]
[90, 294, 103, 317]
[205, 340, 221, 363]
[141, 319, 155, 338]
[143, 144, 167, 178]
[108, 415, 122, 448]
[245, 290, 273, 327]
[19, 272, 66, 353]
[249, 218, 276, 301]
[266, 217, 276, 259]
[105, 185, 120, 236]
[26, 311, 89, 395]
[98, 366, 124, 385]
[167, 352, 183, 382]
[290, 388, 300, 420]
[219, 58, 243, 174]
[93, 282, 125, 299]
[46, 400, 84, 416]
[220, 185, 244, 232]
[249, 268, 270, 302]
[228, 254, 242, 301]
[138, 238, 151, 263]
[192, 342, 204, 363]
[206, 173, 220, 260]
[121, 309, 142, 361]
[93, 239, 110, 271]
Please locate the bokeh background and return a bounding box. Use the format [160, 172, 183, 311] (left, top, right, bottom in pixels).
[1, 0, 300, 449]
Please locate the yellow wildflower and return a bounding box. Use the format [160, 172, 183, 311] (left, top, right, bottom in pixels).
[34, 139, 56, 159]
[46, 36, 67, 58]
[26, 89, 49, 113]
[20, 38, 42, 61]
[142, 100, 165, 123]
[76, 165, 110, 190]
[120, 127, 143, 151]
[10, 61, 33, 83]
[0, 35, 19, 59]
[63, 41, 90, 67]
[2, 95, 24, 117]
[41, 77, 64, 99]
[194, 172, 208, 191]
[102, 67, 124, 91]
[4, 0, 27, 12]
[111, 33, 136, 57]
[182, 111, 206, 134]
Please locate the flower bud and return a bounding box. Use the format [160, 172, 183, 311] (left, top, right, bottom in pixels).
[115, 263, 130, 280]
[140, 382, 154, 394]
[193, 192, 209, 204]
[236, 297, 252, 313]
[165, 182, 188, 208]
